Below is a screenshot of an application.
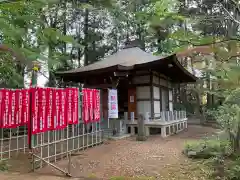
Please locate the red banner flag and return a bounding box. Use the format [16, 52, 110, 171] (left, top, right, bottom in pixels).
[59, 89, 67, 129]
[1, 89, 8, 128]
[87, 89, 93, 123]
[0, 89, 3, 128]
[82, 88, 89, 124]
[38, 88, 47, 132]
[45, 88, 53, 130]
[10, 90, 16, 128]
[66, 88, 73, 124]
[55, 89, 61, 130]
[38, 88, 43, 132]
[18, 90, 23, 126]
[31, 88, 39, 134]
[8, 90, 13, 128]
[93, 89, 100, 122]
[22, 89, 30, 125]
[15, 90, 19, 127]
[72, 88, 79, 124]
[51, 88, 57, 130]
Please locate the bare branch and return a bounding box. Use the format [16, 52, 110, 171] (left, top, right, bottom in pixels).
[173, 37, 240, 47]
[218, 0, 240, 25]
[176, 38, 240, 57]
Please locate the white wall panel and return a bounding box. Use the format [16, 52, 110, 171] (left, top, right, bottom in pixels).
[169, 90, 173, 101]
[169, 102, 173, 111]
[137, 101, 151, 116]
[153, 86, 160, 99]
[136, 86, 150, 99]
[154, 101, 161, 115]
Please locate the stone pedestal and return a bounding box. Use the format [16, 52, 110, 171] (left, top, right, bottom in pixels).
[161, 126, 167, 137]
[145, 126, 150, 136]
[136, 114, 147, 141]
[131, 126, 135, 136]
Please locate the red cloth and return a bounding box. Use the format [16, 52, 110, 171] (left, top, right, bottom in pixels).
[38, 88, 47, 132]
[45, 88, 53, 130]
[0, 87, 82, 130]
[72, 88, 79, 124]
[59, 89, 67, 129]
[82, 88, 89, 124]
[65, 88, 73, 124]
[8, 90, 13, 128]
[22, 89, 30, 125]
[1, 89, 8, 128]
[93, 89, 100, 122]
[31, 88, 39, 134]
[87, 89, 93, 122]
[10, 90, 17, 128]
[15, 90, 20, 126]
[0, 90, 3, 128]
[55, 89, 61, 130]
[51, 88, 57, 130]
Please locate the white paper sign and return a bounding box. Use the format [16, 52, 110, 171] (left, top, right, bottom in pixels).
[130, 95, 134, 103]
[108, 89, 118, 119]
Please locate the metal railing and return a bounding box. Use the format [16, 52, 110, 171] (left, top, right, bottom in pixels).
[0, 92, 104, 174]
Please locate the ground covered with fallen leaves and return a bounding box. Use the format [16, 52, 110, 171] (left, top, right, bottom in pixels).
[0, 125, 217, 180]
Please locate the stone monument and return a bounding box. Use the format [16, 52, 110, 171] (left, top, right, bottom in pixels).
[136, 114, 147, 141]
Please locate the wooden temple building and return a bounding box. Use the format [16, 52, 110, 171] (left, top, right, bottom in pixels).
[56, 41, 197, 137]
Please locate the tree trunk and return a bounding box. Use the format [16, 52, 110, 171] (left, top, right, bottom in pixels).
[83, 8, 89, 66]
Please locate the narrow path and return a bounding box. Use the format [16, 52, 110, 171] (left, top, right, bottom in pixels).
[0, 125, 218, 180]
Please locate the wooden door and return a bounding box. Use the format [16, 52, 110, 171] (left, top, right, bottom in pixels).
[128, 87, 137, 119]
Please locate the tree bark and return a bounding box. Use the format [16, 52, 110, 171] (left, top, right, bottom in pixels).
[83, 7, 89, 66]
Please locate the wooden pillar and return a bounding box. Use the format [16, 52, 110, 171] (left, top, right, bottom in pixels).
[150, 71, 154, 118]
[159, 74, 162, 111]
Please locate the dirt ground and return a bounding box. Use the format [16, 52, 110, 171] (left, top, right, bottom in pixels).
[0, 125, 218, 180]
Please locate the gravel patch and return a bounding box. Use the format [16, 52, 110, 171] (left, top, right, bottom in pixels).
[0, 125, 217, 180]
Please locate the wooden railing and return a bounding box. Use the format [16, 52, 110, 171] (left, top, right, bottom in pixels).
[153, 111, 187, 121]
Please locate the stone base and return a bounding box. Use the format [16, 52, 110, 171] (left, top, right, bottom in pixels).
[127, 119, 188, 138]
[136, 135, 147, 141]
[109, 134, 131, 140]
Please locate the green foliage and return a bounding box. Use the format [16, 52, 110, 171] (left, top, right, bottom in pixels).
[183, 139, 232, 159]
[225, 158, 240, 180]
[207, 86, 240, 151]
[0, 159, 9, 171]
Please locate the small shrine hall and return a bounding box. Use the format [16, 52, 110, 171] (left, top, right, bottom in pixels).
[56, 40, 197, 137]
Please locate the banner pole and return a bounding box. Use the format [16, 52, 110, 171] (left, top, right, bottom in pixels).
[29, 63, 39, 150]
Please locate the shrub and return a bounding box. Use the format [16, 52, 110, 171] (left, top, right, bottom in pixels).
[224, 157, 240, 180]
[183, 139, 232, 159]
[0, 159, 9, 171]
